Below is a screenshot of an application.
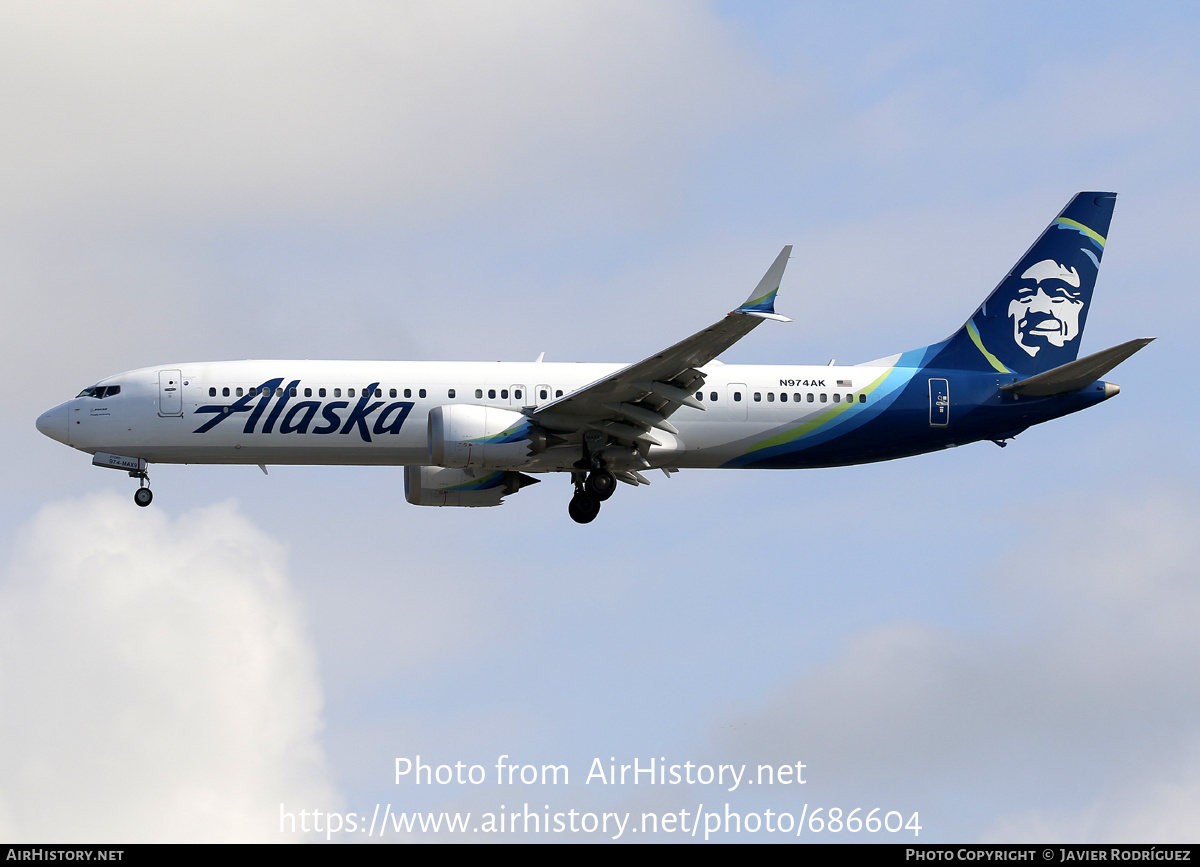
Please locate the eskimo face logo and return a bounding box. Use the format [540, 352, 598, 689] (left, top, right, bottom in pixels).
[1008, 259, 1086, 357]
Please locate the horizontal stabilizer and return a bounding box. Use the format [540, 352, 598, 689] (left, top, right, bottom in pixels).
[1000, 337, 1154, 396]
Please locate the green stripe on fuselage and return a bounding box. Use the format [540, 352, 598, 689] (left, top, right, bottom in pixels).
[742, 364, 895, 455]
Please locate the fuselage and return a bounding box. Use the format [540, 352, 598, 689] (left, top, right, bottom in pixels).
[36, 356, 1113, 473]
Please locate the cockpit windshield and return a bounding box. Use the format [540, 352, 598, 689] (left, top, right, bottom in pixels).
[76, 385, 120, 399]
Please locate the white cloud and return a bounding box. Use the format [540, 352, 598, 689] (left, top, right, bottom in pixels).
[983, 742, 1200, 843]
[721, 485, 1200, 841]
[0, 494, 336, 842]
[0, 1, 766, 228]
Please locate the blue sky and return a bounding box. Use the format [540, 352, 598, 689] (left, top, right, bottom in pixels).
[1, 1, 1197, 842]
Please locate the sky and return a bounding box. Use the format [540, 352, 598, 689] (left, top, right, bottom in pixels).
[1, 0, 1197, 843]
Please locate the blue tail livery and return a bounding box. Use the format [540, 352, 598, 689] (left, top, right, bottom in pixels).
[931, 192, 1116, 376]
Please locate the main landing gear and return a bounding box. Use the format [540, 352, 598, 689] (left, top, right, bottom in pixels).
[568, 465, 616, 524]
[585, 467, 616, 501]
[567, 432, 619, 524]
[568, 489, 600, 524]
[131, 468, 153, 507]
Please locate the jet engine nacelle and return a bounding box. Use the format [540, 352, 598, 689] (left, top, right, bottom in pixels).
[428, 404, 549, 469]
[403, 465, 539, 507]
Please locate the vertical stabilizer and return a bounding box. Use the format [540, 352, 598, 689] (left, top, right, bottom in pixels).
[930, 192, 1116, 375]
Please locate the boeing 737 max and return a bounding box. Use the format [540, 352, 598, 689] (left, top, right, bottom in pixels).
[36, 192, 1151, 523]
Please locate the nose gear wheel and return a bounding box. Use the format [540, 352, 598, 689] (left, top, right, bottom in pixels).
[131, 468, 153, 507]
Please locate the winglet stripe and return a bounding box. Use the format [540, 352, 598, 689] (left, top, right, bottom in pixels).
[738, 245, 792, 315]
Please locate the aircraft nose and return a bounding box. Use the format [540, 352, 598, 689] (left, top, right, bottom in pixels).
[36, 403, 69, 445]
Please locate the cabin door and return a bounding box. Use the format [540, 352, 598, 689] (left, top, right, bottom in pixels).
[159, 370, 183, 417]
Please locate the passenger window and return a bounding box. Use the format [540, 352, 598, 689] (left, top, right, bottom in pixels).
[696, 392, 703, 400]
[388, 388, 396, 398]
[833, 393, 841, 403]
[710, 391, 717, 402]
[334, 388, 341, 398]
[807, 393, 814, 403]
[488, 389, 496, 399]
[304, 387, 312, 398]
[290, 387, 297, 397]
[514, 389, 522, 400]
[754, 392, 761, 402]
[419, 389, 426, 398]
[209, 387, 216, 397]
[318, 388, 326, 398]
[222, 387, 230, 397]
[501, 389, 509, 399]
[820, 393, 827, 403]
[556, 390, 563, 398]
[448, 389, 456, 399]
[348, 388, 355, 397]
[375, 389, 382, 398]
[859, 394, 866, 403]
[236, 387, 243, 397]
[767, 392, 775, 402]
[794, 393, 801, 402]
[734, 392, 741, 401]
[780, 392, 787, 402]
[276, 388, 284, 396]
[846, 393, 853, 403]
[539, 389, 548, 400]
[475, 389, 483, 399]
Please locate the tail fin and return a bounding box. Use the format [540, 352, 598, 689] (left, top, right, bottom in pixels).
[931, 192, 1116, 375]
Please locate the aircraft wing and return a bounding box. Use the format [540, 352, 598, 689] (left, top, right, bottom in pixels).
[529, 246, 792, 443]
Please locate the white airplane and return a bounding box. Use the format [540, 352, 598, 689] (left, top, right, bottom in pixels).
[37, 193, 1151, 523]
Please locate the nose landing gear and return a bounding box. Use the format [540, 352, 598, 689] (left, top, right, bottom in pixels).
[131, 469, 153, 507]
[89, 453, 155, 506]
